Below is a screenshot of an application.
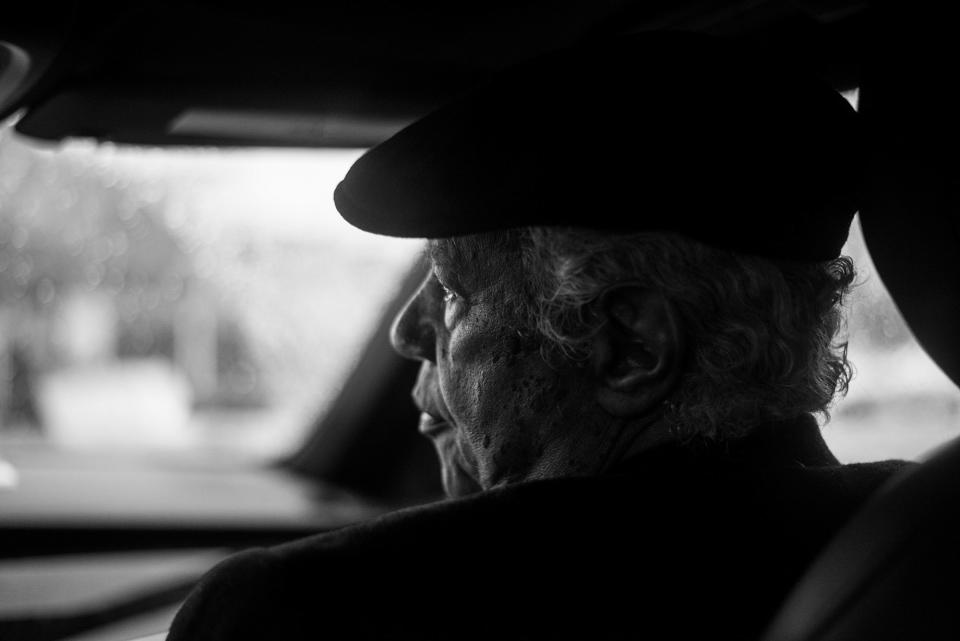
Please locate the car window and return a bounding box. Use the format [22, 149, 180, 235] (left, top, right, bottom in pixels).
[819, 89, 960, 462]
[825, 214, 960, 462]
[0, 120, 420, 463]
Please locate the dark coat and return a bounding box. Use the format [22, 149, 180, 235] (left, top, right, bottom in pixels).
[167, 415, 908, 640]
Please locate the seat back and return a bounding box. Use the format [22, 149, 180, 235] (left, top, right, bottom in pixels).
[763, 434, 960, 640]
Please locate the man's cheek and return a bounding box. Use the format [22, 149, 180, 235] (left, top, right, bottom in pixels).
[439, 362, 486, 425]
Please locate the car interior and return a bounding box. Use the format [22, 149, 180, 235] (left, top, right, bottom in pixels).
[1, 1, 958, 640]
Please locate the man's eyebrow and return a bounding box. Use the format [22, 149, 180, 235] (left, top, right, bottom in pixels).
[426, 240, 470, 291]
[426, 240, 453, 272]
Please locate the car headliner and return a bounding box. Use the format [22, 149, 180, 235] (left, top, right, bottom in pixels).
[3, 1, 865, 147]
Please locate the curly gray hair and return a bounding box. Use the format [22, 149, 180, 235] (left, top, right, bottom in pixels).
[430, 228, 855, 439]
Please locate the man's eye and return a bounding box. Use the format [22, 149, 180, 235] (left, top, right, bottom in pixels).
[432, 270, 462, 305]
[440, 283, 460, 304]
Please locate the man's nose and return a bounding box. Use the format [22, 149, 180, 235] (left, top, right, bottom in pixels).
[390, 280, 436, 363]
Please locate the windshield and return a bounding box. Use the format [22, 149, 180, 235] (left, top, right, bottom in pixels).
[0, 125, 420, 463]
[0, 120, 957, 468]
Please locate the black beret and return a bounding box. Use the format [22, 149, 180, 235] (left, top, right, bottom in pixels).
[335, 32, 862, 262]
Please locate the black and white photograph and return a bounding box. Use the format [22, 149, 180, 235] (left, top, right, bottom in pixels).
[1, 2, 958, 640]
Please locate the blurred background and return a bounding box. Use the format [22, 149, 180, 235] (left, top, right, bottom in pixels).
[0, 122, 419, 463]
[0, 116, 957, 469]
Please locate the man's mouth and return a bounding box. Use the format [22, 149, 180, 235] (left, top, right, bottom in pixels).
[418, 411, 450, 437]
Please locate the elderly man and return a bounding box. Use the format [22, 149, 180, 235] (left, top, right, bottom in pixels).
[168, 33, 907, 640]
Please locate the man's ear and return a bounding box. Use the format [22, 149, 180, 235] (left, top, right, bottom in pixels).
[590, 283, 684, 418]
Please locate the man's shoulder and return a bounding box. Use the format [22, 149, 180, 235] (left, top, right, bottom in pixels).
[270, 474, 619, 562]
[164, 479, 602, 640]
[190, 454, 914, 565]
[167, 457, 911, 640]
[196, 454, 913, 575]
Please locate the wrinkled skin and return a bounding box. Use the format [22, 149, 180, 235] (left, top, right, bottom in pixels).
[391, 247, 630, 498]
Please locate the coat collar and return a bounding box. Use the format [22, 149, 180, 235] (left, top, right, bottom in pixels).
[615, 413, 839, 476]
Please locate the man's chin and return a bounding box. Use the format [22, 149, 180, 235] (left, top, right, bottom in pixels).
[429, 429, 482, 497]
[441, 460, 483, 498]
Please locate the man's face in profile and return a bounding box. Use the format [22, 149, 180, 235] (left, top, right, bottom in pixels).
[390, 240, 603, 498]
